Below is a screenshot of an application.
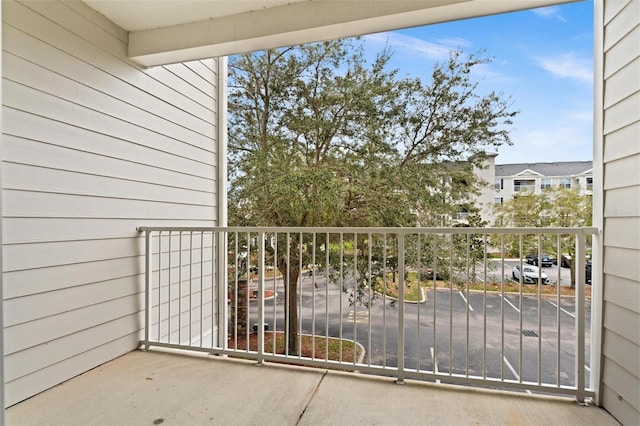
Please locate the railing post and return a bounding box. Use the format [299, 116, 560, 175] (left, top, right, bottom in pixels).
[256, 231, 265, 366]
[575, 232, 586, 405]
[396, 233, 405, 384]
[217, 229, 228, 350]
[143, 228, 152, 351]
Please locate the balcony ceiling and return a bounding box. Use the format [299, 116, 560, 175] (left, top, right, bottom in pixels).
[83, 0, 577, 67]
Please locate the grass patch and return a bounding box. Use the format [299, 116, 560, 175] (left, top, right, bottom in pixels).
[229, 331, 361, 362]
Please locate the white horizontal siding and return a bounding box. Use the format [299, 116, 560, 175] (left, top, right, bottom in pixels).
[603, 24, 639, 79]
[5, 333, 140, 409]
[602, 1, 640, 424]
[2, 0, 219, 406]
[603, 121, 639, 163]
[602, 382, 638, 426]
[603, 0, 639, 52]
[603, 153, 640, 190]
[603, 217, 640, 250]
[603, 275, 640, 317]
[603, 185, 640, 217]
[603, 91, 640, 134]
[603, 328, 640, 379]
[603, 57, 639, 109]
[2, 217, 209, 244]
[603, 246, 640, 284]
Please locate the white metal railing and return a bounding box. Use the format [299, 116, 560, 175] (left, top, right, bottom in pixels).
[137, 226, 597, 403]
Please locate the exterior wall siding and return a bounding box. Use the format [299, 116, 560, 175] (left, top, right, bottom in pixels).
[2, 0, 218, 406]
[601, 1, 640, 425]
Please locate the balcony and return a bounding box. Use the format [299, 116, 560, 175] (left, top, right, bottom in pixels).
[7, 226, 617, 425]
[6, 349, 617, 425]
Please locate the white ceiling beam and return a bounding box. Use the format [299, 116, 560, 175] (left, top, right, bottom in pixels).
[126, 0, 579, 67]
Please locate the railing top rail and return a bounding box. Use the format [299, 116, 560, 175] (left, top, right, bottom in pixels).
[137, 226, 598, 235]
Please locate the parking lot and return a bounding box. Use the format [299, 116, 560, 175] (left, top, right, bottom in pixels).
[474, 258, 584, 287]
[249, 269, 592, 391]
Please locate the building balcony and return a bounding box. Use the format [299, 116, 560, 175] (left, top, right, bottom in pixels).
[7, 348, 617, 425]
[7, 226, 617, 425]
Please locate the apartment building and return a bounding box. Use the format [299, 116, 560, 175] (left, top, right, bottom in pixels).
[493, 160, 593, 206]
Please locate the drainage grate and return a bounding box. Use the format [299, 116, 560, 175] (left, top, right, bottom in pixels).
[522, 330, 538, 337]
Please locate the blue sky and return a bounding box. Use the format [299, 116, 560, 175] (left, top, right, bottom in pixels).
[362, 1, 594, 165]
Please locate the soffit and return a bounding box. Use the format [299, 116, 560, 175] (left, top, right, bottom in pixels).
[83, 0, 578, 67]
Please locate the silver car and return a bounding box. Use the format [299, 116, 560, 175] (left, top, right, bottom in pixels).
[512, 264, 550, 284]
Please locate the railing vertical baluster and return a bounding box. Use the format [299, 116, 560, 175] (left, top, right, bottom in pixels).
[168, 231, 171, 344]
[339, 233, 344, 363]
[500, 234, 505, 380]
[416, 234, 421, 373]
[245, 232, 250, 352]
[432, 233, 437, 377]
[189, 232, 193, 345]
[556, 234, 562, 387]
[273, 233, 278, 355]
[179, 232, 183, 345]
[449, 233, 453, 376]
[285, 232, 290, 357]
[353, 233, 358, 366]
[518, 234, 523, 383]
[299, 232, 303, 358]
[537, 234, 543, 385]
[325, 233, 330, 362]
[465, 234, 470, 377]
[233, 233, 238, 351]
[158, 231, 163, 343]
[382, 233, 387, 367]
[368, 233, 372, 367]
[397, 232, 405, 384]
[483, 234, 487, 380]
[200, 231, 204, 347]
[144, 229, 151, 350]
[575, 233, 586, 404]
[257, 231, 265, 365]
[211, 231, 215, 349]
[312, 233, 316, 360]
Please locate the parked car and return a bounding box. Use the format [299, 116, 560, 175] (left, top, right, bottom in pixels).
[560, 254, 572, 268]
[512, 265, 550, 284]
[525, 253, 554, 267]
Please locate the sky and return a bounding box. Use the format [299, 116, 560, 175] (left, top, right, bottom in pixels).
[361, 1, 594, 165]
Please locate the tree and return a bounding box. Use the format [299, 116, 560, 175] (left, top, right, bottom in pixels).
[494, 187, 592, 286]
[228, 39, 517, 353]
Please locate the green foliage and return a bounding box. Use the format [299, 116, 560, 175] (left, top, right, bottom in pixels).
[228, 38, 518, 349]
[228, 40, 517, 228]
[493, 187, 592, 286]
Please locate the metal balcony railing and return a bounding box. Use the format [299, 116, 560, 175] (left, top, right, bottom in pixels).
[137, 226, 597, 403]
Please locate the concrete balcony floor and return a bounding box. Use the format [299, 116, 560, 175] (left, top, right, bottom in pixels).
[7, 349, 619, 426]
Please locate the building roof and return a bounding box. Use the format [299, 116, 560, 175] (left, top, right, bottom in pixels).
[495, 161, 593, 177]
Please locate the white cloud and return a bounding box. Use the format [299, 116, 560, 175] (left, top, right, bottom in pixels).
[363, 32, 458, 60]
[534, 52, 592, 83]
[531, 6, 566, 22]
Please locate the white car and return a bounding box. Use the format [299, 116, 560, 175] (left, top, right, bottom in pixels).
[512, 264, 550, 284]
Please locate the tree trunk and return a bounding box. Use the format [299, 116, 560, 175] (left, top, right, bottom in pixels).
[286, 268, 300, 355]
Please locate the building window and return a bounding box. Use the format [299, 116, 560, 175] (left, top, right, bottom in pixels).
[494, 178, 503, 190]
[558, 177, 571, 188]
[514, 179, 535, 192]
[587, 177, 593, 190]
[494, 197, 503, 205]
[540, 178, 552, 190]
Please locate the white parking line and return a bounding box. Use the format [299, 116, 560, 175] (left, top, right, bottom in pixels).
[545, 300, 575, 318]
[499, 294, 520, 313]
[503, 356, 532, 394]
[458, 290, 474, 312]
[430, 347, 441, 384]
